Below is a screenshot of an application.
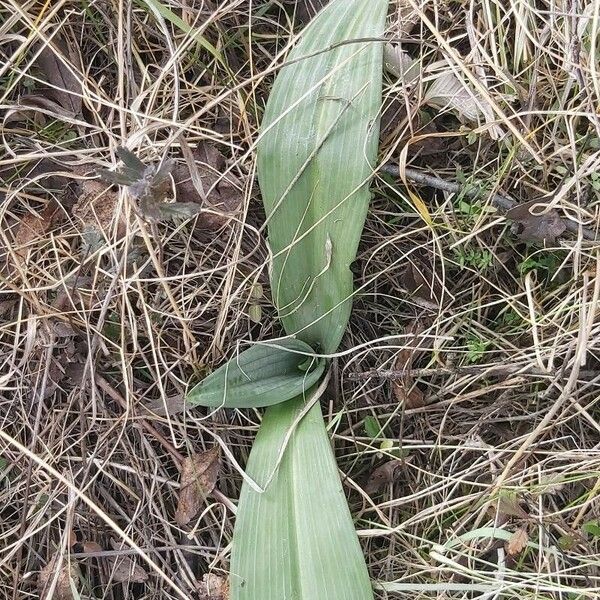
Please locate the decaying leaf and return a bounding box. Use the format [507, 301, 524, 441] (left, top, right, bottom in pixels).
[173, 141, 242, 230]
[107, 539, 149, 583]
[175, 447, 221, 526]
[34, 35, 82, 116]
[198, 573, 229, 600]
[506, 526, 529, 556]
[392, 323, 427, 409]
[5, 94, 75, 126]
[383, 46, 502, 139]
[14, 200, 61, 261]
[403, 251, 444, 309]
[506, 200, 566, 243]
[72, 172, 122, 236]
[490, 490, 529, 521]
[365, 459, 405, 495]
[38, 553, 80, 600]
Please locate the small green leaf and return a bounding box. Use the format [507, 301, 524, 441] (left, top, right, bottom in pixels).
[186, 339, 326, 408]
[582, 520, 600, 538]
[364, 415, 381, 439]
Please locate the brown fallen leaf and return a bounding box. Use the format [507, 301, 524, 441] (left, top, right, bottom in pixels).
[71, 170, 122, 234]
[14, 200, 62, 261]
[38, 553, 80, 600]
[506, 200, 566, 243]
[198, 573, 229, 600]
[392, 322, 427, 409]
[365, 459, 405, 495]
[173, 141, 242, 230]
[490, 490, 530, 521]
[5, 94, 74, 126]
[403, 250, 444, 309]
[175, 447, 221, 526]
[34, 35, 82, 116]
[506, 526, 529, 556]
[108, 539, 149, 583]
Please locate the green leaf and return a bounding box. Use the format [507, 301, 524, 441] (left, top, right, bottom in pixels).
[258, 0, 387, 353]
[364, 415, 382, 439]
[230, 397, 373, 600]
[582, 520, 600, 538]
[186, 339, 326, 408]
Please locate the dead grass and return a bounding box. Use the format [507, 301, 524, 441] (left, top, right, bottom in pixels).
[1, 0, 600, 598]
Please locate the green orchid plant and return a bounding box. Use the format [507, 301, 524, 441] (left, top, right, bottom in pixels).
[187, 1, 388, 597]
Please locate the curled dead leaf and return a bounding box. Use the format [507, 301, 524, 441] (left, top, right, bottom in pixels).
[198, 573, 229, 600]
[506, 526, 529, 556]
[365, 459, 405, 495]
[506, 200, 566, 243]
[175, 447, 221, 526]
[38, 553, 80, 600]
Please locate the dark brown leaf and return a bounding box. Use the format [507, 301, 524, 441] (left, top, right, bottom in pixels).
[403, 250, 444, 309]
[173, 141, 242, 230]
[35, 36, 82, 115]
[507, 200, 566, 243]
[365, 460, 405, 495]
[198, 573, 229, 600]
[38, 553, 80, 600]
[107, 539, 149, 583]
[175, 447, 221, 526]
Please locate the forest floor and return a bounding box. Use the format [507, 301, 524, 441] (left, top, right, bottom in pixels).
[1, 1, 600, 598]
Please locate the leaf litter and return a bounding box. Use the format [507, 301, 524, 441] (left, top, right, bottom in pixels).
[175, 446, 221, 526]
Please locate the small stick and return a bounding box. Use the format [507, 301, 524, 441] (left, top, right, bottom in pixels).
[380, 164, 597, 241]
[347, 365, 600, 381]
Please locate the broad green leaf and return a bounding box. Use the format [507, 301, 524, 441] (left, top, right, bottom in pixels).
[186, 339, 325, 408]
[230, 397, 373, 600]
[258, 0, 387, 353]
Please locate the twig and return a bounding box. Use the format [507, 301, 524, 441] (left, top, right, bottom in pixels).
[348, 365, 600, 381]
[380, 164, 598, 241]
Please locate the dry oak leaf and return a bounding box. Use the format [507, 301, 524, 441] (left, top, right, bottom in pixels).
[198, 573, 229, 600]
[506, 527, 529, 556]
[38, 552, 80, 600]
[175, 446, 221, 526]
